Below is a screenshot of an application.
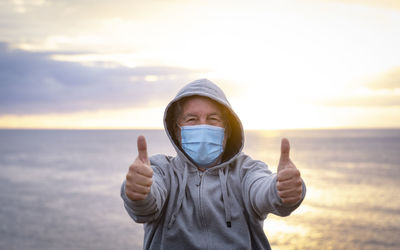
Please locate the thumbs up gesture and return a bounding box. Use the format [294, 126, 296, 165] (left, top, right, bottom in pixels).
[276, 138, 303, 205]
[125, 135, 154, 201]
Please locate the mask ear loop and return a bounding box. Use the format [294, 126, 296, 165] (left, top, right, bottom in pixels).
[175, 123, 182, 147]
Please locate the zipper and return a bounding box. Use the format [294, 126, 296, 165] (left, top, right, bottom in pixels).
[198, 171, 204, 186]
[198, 171, 209, 249]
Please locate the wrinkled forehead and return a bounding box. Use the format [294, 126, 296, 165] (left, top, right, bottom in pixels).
[180, 96, 224, 117]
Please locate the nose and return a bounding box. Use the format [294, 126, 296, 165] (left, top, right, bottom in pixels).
[199, 117, 208, 125]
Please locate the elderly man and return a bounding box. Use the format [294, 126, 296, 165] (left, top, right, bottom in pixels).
[121, 79, 306, 250]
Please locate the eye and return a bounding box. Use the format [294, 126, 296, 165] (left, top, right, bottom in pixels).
[184, 117, 197, 124]
[210, 116, 222, 121]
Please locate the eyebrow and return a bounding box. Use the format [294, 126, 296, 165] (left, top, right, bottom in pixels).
[183, 112, 222, 117]
[182, 113, 198, 119]
[208, 112, 222, 117]
[181, 112, 223, 120]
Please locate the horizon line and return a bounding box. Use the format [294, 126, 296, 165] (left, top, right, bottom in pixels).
[1, 127, 399, 131]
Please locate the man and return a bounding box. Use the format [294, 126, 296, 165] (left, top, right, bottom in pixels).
[121, 79, 306, 249]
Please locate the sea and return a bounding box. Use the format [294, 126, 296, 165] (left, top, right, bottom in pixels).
[0, 129, 399, 250]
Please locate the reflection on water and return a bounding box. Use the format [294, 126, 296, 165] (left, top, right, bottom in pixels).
[264, 218, 309, 238]
[247, 129, 400, 250]
[0, 129, 399, 250]
[248, 130, 400, 249]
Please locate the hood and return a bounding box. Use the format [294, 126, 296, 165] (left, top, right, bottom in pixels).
[163, 79, 244, 167]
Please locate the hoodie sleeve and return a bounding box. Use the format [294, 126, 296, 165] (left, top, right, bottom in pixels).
[240, 155, 306, 219]
[120, 154, 171, 223]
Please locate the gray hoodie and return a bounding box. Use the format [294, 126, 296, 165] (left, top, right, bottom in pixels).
[121, 79, 306, 250]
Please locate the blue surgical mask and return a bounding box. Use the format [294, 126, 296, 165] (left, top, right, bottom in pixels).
[180, 124, 225, 167]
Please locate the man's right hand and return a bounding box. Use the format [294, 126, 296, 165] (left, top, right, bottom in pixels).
[125, 135, 153, 201]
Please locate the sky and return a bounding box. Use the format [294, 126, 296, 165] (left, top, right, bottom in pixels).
[0, 0, 400, 130]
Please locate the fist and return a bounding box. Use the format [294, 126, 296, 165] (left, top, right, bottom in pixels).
[125, 135, 153, 201]
[276, 138, 303, 205]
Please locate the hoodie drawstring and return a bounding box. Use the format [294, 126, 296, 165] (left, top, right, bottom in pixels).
[219, 167, 232, 228]
[168, 165, 188, 229]
[167, 166, 232, 229]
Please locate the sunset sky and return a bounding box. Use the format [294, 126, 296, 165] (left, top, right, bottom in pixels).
[1, 0, 399, 129]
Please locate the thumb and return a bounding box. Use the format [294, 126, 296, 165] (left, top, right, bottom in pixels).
[279, 138, 290, 166]
[137, 135, 149, 164]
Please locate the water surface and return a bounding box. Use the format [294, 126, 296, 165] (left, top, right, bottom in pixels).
[0, 129, 399, 250]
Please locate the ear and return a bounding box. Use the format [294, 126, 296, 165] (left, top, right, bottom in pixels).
[222, 121, 231, 148]
[225, 123, 232, 139]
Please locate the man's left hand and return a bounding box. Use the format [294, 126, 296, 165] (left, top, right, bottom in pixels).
[276, 138, 303, 205]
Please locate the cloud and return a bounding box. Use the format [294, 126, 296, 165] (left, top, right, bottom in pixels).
[366, 67, 400, 90]
[322, 95, 400, 107]
[328, 0, 400, 10]
[317, 67, 400, 107]
[0, 42, 198, 115]
[0, 0, 180, 35]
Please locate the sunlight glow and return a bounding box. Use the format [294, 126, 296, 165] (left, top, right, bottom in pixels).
[3, 0, 400, 129]
[0, 107, 165, 129]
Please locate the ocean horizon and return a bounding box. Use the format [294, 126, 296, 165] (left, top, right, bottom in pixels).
[1, 128, 399, 250]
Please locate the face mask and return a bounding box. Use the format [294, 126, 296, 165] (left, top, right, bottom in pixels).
[180, 124, 225, 167]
